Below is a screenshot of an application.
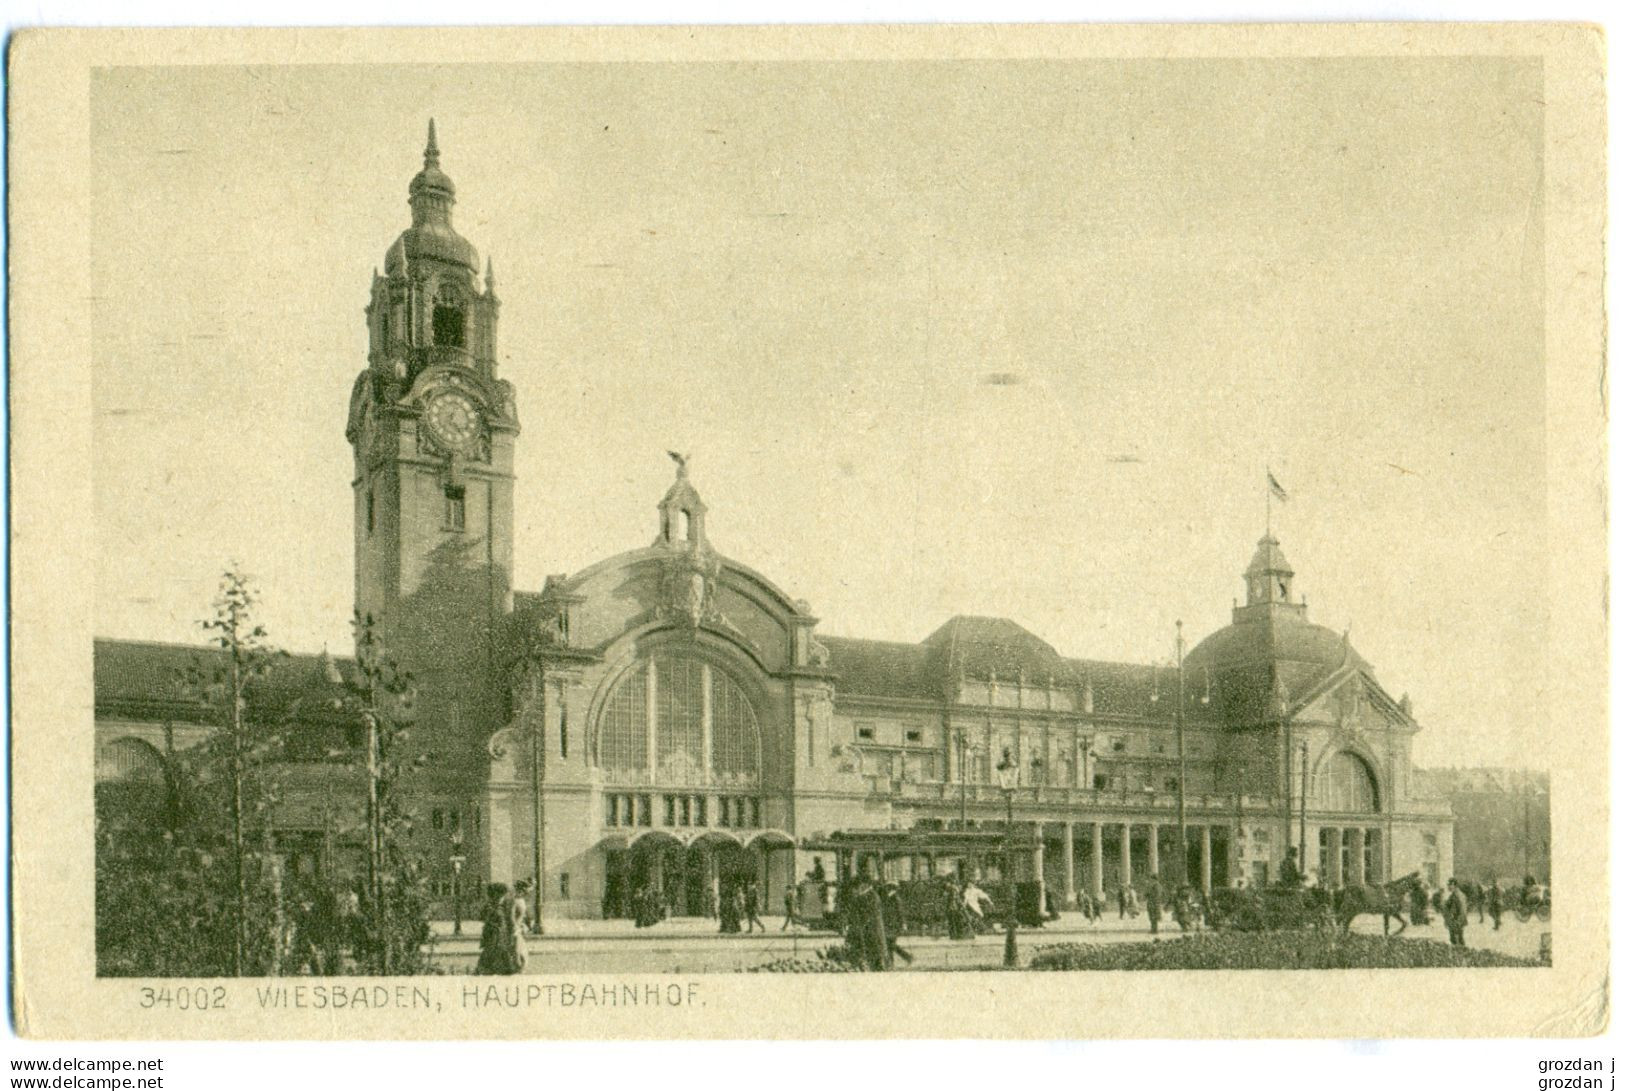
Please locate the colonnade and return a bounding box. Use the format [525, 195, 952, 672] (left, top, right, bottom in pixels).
[1311, 825, 1385, 888]
[1044, 819, 1223, 906]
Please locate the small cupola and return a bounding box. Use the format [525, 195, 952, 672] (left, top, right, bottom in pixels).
[1245, 533, 1295, 605]
[654, 452, 708, 551]
[1231, 533, 1308, 625]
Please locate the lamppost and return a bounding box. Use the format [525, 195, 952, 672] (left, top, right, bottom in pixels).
[449, 826, 466, 937]
[954, 728, 970, 830]
[1298, 740, 1309, 881]
[995, 747, 1019, 969]
[1174, 621, 1188, 886]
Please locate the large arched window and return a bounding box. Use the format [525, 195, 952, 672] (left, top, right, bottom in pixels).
[1318, 750, 1380, 813]
[598, 654, 761, 788]
[96, 737, 166, 785]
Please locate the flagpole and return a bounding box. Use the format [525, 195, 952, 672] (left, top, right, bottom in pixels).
[1265, 464, 1272, 535]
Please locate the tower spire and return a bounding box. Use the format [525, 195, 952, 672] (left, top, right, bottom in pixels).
[424, 118, 440, 169]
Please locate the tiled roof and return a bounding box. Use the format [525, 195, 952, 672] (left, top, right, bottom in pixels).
[820, 636, 937, 700]
[94, 638, 355, 725]
[922, 615, 1073, 686]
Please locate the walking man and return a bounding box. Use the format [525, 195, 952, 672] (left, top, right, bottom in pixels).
[781, 884, 799, 930]
[1443, 878, 1469, 947]
[1487, 879, 1504, 931]
[743, 881, 766, 933]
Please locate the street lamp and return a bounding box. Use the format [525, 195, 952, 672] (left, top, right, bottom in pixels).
[1298, 740, 1309, 882]
[449, 826, 466, 937]
[954, 729, 970, 830]
[995, 747, 1019, 969]
[1175, 621, 1188, 887]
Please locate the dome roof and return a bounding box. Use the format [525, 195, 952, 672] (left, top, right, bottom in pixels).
[1185, 613, 1368, 675]
[386, 223, 478, 273]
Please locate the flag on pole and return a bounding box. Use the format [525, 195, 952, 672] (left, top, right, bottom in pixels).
[1267, 470, 1289, 503]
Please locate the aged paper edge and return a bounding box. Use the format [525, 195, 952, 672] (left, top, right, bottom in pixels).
[7, 23, 1607, 1040]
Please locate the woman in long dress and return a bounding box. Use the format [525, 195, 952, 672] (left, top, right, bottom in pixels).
[509, 879, 531, 972]
[476, 883, 514, 974]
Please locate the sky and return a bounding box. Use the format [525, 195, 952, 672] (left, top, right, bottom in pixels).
[90, 58, 1547, 768]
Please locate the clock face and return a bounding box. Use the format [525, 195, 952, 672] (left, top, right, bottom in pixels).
[424, 392, 480, 455]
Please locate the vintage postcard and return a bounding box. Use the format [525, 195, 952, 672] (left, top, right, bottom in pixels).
[8, 24, 1606, 1039]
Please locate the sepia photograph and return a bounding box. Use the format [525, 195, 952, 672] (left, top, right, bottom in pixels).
[9, 24, 1606, 1040]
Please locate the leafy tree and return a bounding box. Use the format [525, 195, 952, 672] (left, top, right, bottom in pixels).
[96, 568, 287, 976]
[324, 611, 436, 974]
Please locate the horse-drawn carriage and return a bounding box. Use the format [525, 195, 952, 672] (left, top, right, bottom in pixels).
[1209, 885, 1334, 932]
[1211, 874, 1426, 936]
[1514, 882, 1552, 922]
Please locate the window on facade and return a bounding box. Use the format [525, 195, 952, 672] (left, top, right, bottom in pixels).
[1094, 773, 1109, 791]
[1112, 737, 1127, 752]
[596, 655, 762, 787]
[449, 808, 460, 832]
[95, 737, 166, 786]
[366, 489, 375, 535]
[431, 809, 444, 830]
[559, 874, 570, 899]
[1164, 777, 1179, 792]
[905, 729, 922, 744]
[636, 795, 652, 827]
[664, 795, 677, 825]
[695, 796, 708, 826]
[433, 302, 466, 348]
[856, 724, 875, 741]
[1318, 751, 1380, 813]
[444, 485, 466, 530]
[560, 706, 569, 760]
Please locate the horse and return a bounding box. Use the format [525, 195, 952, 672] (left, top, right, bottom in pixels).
[1332, 873, 1424, 936]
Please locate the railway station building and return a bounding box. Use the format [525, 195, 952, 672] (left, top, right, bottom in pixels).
[93, 127, 1457, 920]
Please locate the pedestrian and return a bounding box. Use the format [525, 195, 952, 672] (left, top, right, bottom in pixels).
[1443, 878, 1468, 947]
[476, 883, 518, 974]
[744, 881, 766, 933]
[719, 884, 743, 934]
[1409, 880, 1430, 925]
[1116, 886, 1127, 919]
[510, 879, 532, 971]
[879, 882, 914, 965]
[1079, 891, 1097, 924]
[285, 884, 323, 975]
[1125, 885, 1141, 919]
[338, 880, 365, 970]
[1488, 879, 1504, 931]
[782, 884, 799, 930]
[1172, 887, 1193, 934]
[845, 877, 890, 971]
[944, 880, 970, 940]
[1280, 846, 1303, 887]
[1145, 881, 1162, 935]
[962, 879, 993, 933]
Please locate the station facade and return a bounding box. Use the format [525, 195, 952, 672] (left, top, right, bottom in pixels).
[93, 127, 1456, 919]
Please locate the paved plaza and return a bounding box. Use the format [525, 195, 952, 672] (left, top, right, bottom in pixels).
[428, 910, 1549, 973]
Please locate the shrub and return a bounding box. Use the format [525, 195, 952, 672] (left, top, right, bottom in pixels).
[1028, 932, 1543, 971]
[749, 944, 864, 973]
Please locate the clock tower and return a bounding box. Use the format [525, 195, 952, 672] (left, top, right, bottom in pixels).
[346, 121, 518, 765]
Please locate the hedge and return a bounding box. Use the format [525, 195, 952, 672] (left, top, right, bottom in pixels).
[1029, 932, 1544, 971]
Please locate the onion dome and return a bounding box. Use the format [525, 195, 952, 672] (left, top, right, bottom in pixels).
[385, 119, 478, 274]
